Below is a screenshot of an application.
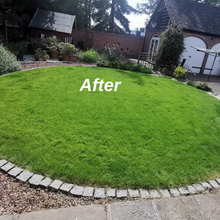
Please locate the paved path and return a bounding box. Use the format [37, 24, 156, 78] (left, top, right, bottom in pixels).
[1, 191, 220, 220]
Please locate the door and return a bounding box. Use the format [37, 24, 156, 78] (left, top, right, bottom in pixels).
[204, 43, 220, 76]
[180, 37, 206, 74]
[148, 35, 159, 62]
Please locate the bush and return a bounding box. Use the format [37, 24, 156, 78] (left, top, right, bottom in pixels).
[187, 81, 196, 87]
[196, 83, 212, 92]
[30, 38, 47, 51]
[0, 44, 21, 75]
[174, 66, 185, 78]
[156, 25, 185, 70]
[3, 42, 21, 52]
[140, 65, 152, 74]
[103, 42, 129, 61]
[79, 49, 99, 63]
[131, 64, 142, 72]
[63, 43, 78, 56]
[97, 60, 109, 68]
[96, 60, 152, 74]
[46, 36, 60, 53]
[120, 62, 134, 71]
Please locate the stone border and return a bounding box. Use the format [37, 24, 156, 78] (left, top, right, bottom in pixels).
[1, 159, 220, 200]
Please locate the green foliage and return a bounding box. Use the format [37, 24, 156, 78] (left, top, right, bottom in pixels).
[97, 60, 152, 74]
[187, 81, 197, 87]
[97, 60, 109, 67]
[196, 83, 212, 92]
[57, 42, 65, 55]
[46, 36, 60, 53]
[120, 61, 133, 70]
[3, 42, 21, 52]
[30, 38, 47, 51]
[92, 0, 136, 33]
[131, 64, 142, 72]
[173, 66, 185, 79]
[79, 49, 99, 63]
[0, 44, 21, 75]
[103, 42, 129, 61]
[156, 25, 185, 70]
[63, 43, 78, 56]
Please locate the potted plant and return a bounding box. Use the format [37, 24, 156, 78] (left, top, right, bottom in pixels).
[58, 54, 64, 61]
[57, 42, 65, 61]
[42, 51, 49, 61]
[34, 48, 42, 61]
[46, 36, 59, 59]
[69, 46, 79, 62]
[50, 45, 59, 59]
[34, 53, 40, 61]
[63, 43, 71, 61]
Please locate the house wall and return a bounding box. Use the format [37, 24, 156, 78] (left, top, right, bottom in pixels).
[143, 29, 220, 74]
[30, 28, 144, 58]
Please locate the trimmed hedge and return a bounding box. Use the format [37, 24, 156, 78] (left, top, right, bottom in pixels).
[0, 44, 21, 75]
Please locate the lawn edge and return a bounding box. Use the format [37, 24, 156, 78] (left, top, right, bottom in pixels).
[1, 159, 220, 200]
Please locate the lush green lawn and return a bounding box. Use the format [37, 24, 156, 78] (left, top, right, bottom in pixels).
[0, 66, 220, 189]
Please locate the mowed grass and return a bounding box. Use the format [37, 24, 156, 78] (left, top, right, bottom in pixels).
[0, 66, 220, 189]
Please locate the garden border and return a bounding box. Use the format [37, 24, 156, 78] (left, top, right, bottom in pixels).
[1, 64, 220, 200]
[0, 159, 220, 200]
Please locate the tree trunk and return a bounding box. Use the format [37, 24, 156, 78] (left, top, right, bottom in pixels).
[110, 0, 115, 33]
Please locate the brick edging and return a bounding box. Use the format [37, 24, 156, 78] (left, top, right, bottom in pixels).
[1, 159, 220, 199]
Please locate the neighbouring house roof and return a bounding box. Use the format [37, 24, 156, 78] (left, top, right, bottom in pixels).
[29, 8, 76, 34]
[164, 0, 220, 36]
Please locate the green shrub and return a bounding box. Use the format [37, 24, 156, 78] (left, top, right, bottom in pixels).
[187, 81, 196, 87]
[196, 83, 212, 92]
[3, 42, 21, 52]
[131, 64, 142, 72]
[97, 60, 109, 68]
[63, 43, 78, 56]
[107, 61, 122, 69]
[140, 66, 152, 74]
[120, 62, 133, 71]
[79, 49, 99, 63]
[0, 44, 21, 75]
[156, 25, 185, 70]
[30, 38, 46, 51]
[103, 42, 129, 61]
[46, 36, 60, 53]
[174, 66, 185, 78]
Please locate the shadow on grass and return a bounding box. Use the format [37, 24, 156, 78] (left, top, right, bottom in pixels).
[115, 69, 152, 86]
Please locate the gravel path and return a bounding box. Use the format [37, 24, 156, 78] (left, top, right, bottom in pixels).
[0, 171, 122, 216]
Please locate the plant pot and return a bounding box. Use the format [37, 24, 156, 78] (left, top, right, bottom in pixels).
[69, 55, 79, 62]
[51, 52, 58, 59]
[64, 55, 70, 61]
[58, 57, 64, 61]
[43, 57, 47, 61]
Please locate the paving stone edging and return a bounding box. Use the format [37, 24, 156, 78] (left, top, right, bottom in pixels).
[1, 159, 220, 200]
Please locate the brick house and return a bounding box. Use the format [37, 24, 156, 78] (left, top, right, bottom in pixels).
[144, 0, 220, 75]
[29, 8, 144, 57]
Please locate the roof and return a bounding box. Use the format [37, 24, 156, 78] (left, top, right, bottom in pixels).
[29, 9, 76, 34]
[164, 0, 220, 36]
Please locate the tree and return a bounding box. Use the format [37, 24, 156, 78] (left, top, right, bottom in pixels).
[137, 0, 220, 16]
[156, 25, 185, 70]
[93, 0, 136, 34]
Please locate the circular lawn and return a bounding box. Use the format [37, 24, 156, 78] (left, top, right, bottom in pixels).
[0, 66, 220, 189]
